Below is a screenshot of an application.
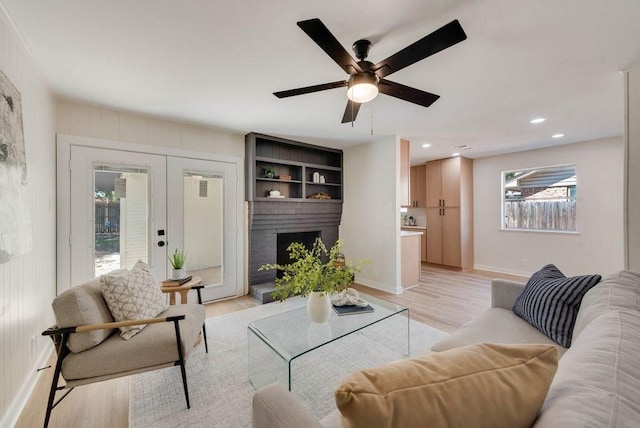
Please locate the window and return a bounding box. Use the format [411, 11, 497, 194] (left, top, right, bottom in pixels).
[502, 164, 576, 231]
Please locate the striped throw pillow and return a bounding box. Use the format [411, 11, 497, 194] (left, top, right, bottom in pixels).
[512, 264, 601, 347]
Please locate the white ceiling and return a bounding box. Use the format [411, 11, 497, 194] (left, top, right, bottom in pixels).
[3, 0, 639, 164]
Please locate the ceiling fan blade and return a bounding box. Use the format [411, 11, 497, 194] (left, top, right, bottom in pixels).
[341, 100, 361, 123]
[297, 18, 363, 75]
[378, 79, 440, 107]
[274, 80, 347, 98]
[373, 20, 467, 78]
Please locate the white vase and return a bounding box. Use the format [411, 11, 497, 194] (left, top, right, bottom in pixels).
[171, 268, 186, 280]
[307, 291, 332, 323]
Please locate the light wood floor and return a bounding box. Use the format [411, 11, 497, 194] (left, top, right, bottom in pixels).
[16, 265, 525, 428]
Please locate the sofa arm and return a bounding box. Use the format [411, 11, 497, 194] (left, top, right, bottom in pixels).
[491, 279, 526, 309]
[252, 383, 323, 428]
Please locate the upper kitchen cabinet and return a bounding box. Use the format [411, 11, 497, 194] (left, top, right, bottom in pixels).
[409, 165, 426, 208]
[425, 156, 473, 269]
[400, 139, 410, 207]
[426, 157, 463, 208]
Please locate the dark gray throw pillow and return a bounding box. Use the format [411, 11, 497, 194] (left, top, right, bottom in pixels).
[512, 264, 601, 347]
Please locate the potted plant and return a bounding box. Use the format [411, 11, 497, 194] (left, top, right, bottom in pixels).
[168, 248, 187, 280]
[258, 237, 368, 323]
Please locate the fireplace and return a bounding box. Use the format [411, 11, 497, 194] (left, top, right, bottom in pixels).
[277, 231, 320, 277]
[247, 200, 341, 303]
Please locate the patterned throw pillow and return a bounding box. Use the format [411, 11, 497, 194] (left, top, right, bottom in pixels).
[100, 260, 169, 340]
[512, 264, 601, 347]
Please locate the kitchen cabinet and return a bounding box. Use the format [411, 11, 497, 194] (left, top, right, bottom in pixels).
[400, 139, 410, 207]
[401, 226, 427, 262]
[425, 157, 473, 269]
[400, 231, 422, 288]
[409, 165, 426, 207]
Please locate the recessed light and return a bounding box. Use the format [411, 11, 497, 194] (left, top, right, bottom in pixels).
[552, 133, 564, 139]
[530, 118, 546, 124]
[421, 143, 431, 148]
[452, 152, 460, 157]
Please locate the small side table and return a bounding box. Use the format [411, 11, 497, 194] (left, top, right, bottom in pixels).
[161, 276, 202, 305]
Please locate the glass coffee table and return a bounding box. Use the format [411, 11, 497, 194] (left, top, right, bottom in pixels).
[247, 293, 409, 391]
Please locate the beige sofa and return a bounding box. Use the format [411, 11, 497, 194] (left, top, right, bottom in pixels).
[252, 270, 640, 427]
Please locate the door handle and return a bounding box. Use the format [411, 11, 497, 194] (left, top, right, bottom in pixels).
[157, 240, 165, 247]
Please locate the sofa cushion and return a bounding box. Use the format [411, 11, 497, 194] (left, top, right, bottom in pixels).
[61, 304, 205, 380]
[335, 343, 558, 428]
[431, 308, 567, 357]
[512, 264, 601, 347]
[52, 279, 115, 353]
[535, 310, 640, 427]
[572, 270, 640, 340]
[100, 260, 169, 339]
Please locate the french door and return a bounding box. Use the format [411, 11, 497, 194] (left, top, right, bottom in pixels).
[70, 146, 167, 284]
[65, 144, 238, 302]
[167, 156, 238, 301]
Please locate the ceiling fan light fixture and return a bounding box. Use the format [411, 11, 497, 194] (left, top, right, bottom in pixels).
[347, 73, 379, 103]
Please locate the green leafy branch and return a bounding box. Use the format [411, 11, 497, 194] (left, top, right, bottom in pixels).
[258, 238, 370, 301]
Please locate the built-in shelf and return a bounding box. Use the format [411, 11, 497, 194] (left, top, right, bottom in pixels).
[306, 182, 341, 187]
[246, 133, 343, 202]
[256, 178, 303, 184]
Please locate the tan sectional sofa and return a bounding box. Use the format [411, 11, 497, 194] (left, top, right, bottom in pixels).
[252, 270, 640, 427]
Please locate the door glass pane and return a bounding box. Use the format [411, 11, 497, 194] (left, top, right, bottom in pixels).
[183, 172, 223, 286]
[94, 166, 149, 277]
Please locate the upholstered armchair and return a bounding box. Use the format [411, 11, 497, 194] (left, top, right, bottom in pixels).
[41, 271, 208, 428]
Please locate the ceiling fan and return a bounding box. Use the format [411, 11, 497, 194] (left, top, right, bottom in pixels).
[273, 18, 467, 123]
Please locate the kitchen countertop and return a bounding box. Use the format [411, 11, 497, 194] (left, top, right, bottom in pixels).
[401, 230, 423, 237]
[400, 225, 426, 230]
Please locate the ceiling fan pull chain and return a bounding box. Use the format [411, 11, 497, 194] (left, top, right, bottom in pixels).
[370, 104, 374, 135]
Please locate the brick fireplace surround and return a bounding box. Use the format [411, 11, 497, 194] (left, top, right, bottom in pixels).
[248, 200, 342, 303]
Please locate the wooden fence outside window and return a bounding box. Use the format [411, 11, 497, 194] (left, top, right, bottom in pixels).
[504, 199, 576, 231]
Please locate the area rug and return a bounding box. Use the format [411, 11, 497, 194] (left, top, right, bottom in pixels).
[129, 297, 447, 427]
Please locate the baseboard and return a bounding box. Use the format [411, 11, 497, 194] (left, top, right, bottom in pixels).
[355, 277, 404, 295]
[474, 264, 532, 278]
[1, 341, 54, 428]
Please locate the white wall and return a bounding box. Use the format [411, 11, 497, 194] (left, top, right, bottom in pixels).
[625, 66, 640, 271]
[0, 7, 57, 426]
[474, 137, 625, 277]
[341, 137, 402, 294]
[57, 100, 243, 158]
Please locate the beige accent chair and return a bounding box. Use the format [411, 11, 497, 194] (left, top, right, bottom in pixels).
[41, 277, 208, 428]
